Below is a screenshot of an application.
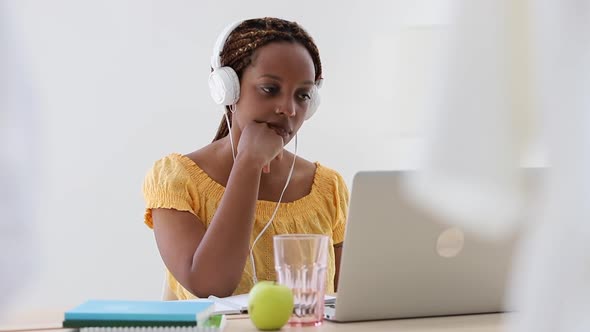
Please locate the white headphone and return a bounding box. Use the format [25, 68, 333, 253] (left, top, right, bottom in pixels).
[208, 20, 321, 120]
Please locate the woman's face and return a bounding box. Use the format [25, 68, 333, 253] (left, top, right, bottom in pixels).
[234, 41, 316, 144]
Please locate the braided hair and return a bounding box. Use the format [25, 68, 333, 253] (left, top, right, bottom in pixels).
[211, 17, 322, 142]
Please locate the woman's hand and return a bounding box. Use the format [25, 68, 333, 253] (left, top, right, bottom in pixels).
[237, 121, 284, 173]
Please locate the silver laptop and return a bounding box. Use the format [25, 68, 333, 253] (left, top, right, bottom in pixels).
[324, 170, 537, 322]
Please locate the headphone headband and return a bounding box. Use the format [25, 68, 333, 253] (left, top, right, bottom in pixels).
[208, 18, 321, 119]
[210, 20, 244, 69]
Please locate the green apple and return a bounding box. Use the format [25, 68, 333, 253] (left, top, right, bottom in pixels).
[248, 281, 294, 330]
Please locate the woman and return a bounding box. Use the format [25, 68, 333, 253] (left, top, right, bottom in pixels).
[143, 17, 349, 299]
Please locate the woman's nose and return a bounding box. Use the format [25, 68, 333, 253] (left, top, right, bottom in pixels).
[276, 100, 296, 117]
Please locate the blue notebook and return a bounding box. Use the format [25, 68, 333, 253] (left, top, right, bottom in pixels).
[63, 299, 215, 328]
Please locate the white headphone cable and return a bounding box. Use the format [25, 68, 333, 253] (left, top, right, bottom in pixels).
[224, 106, 236, 160]
[223, 106, 297, 284]
[249, 134, 297, 285]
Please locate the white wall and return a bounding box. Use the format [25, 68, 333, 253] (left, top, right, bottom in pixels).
[1, 0, 451, 318]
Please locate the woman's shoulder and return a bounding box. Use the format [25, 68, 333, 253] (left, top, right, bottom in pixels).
[314, 161, 347, 188]
[146, 152, 208, 184]
[151, 152, 184, 166]
[292, 156, 347, 198]
[150, 152, 193, 172]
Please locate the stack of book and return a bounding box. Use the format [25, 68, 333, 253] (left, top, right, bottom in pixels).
[63, 299, 225, 331]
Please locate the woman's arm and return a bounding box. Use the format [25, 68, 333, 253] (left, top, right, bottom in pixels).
[153, 123, 284, 298]
[334, 242, 343, 292]
[153, 156, 262, 298]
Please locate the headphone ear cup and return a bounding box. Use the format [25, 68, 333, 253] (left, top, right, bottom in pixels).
[208, 66, 240, 105]
[305, 86, 320, 120]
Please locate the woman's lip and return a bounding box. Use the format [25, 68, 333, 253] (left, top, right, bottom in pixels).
[267, 124, 291, 138]
[272, 127, 290, 139]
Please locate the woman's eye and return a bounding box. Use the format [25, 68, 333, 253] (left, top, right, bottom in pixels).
[299, 92, 311, 101]
[261, 86, 277, 94]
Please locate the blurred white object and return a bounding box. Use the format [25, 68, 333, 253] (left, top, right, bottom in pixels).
[404, 0, 528, 239]
[404, 0, 590, 331]
[0, 2, 37, 312]
[508, 1, 590, 331]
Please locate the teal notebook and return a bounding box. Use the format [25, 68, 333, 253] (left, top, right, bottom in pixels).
[63, 299, 216, 329]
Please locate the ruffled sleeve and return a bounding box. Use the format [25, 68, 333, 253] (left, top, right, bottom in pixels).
[331, 172, 349, 244]
[142, 154, 200, 228]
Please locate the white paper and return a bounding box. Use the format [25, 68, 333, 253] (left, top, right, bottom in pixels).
[200, 293, 336, 315]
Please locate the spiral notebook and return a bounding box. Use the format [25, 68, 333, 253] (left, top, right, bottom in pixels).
[63, 299, 225, 331]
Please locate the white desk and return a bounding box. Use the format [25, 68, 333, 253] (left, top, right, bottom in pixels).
[227, 313, 507, 331]
[0, 309, 508, 332]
